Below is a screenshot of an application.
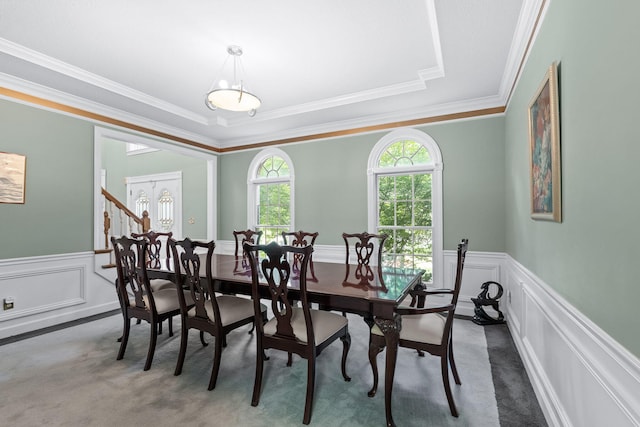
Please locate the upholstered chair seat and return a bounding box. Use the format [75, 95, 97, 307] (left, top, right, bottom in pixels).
[264, 308, 349, 345]
[371, 312, 446, 345]
[186, 295, 258, 327]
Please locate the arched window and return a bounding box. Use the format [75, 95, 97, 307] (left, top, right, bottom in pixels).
[247, 148, 294, 243]
[368, 128, 443, 284]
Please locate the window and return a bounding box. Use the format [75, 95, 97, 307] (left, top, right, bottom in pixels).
[368, 129, 443, 284]
[247, 149, 294, 243]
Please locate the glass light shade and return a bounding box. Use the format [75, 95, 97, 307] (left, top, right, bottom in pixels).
[206, 87, 261, 112]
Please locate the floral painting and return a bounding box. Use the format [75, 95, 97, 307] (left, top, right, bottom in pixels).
[529, 62, 561, 222]
[0, 152, 26, 204]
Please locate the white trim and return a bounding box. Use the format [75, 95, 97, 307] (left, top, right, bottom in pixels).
[94, 126, 217, 249]
[506, 256, 640, 427]
[246, 148, 295, 231]
[0, 252, 119, 339]
[367, 128, 443, 285]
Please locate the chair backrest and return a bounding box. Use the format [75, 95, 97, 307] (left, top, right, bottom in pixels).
[281, 230, 318, 247]
[233, 229, 263, 256]
[131, 230, 173, 269]
[244, 241, 314, 345]
[111, 235, 154, 312]
[281, 230, 319, 279]
[342, 231, 388, 266]
[450, 238, 469, 307]
[169, 238, 218, 324]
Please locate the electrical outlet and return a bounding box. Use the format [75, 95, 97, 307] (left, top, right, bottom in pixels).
[3, 297, 14, 310]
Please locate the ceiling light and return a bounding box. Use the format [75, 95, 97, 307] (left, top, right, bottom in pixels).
[205, 45, 261, 116]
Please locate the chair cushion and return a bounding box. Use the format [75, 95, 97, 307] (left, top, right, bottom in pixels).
[131, 288, 190, 315]
[149, 279, 175, 292]
[371, 312, 446, 345]
[263, 308, 348, 345]
[187, 295, 257, 326]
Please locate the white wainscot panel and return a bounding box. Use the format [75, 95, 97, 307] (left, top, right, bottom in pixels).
[507, 257, 640, 427]
[454, 251, 505, 318]
[0, 265, 85, 321]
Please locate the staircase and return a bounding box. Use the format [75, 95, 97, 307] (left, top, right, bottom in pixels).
[96, 187, 150, 268]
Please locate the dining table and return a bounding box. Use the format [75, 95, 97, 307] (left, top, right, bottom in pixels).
[148, 252, 425, 427]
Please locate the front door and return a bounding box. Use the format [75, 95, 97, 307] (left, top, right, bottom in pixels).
[126, 171, 182, 238]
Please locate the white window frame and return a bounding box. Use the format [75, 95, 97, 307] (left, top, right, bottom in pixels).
[247, 148, 295, 236]
[367, 128, 443, 285]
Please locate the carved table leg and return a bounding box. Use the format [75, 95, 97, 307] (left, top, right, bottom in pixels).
[374, 314, 401, 427]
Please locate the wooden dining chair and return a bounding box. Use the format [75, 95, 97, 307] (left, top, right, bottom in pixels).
[111, 235, 185, 371]
[282, 230, 319, 281]
[130, 230, 175, 335]
[131, 230, 175, 292]
[342, 231, 389, 266]
[368, 238, 469, 417]
[169, 237, 267, 390]
[338, 231, 389, 318]
[244, 241, 352, 425]
[233, 229, 263, 256]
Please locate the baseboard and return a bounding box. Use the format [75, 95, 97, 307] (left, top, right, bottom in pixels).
[505, 256, 640, 427]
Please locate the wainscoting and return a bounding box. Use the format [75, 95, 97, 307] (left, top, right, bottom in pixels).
[0, 252, 119, 339]
[2, 246, 639, 427]
[506, 256, 640, 427]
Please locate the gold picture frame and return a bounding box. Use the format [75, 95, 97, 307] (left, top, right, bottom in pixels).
[528, 62, 561, 222]
[0, 151, 27, 204]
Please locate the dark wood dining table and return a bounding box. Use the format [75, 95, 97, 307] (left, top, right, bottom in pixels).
[148, 253, 424, 427]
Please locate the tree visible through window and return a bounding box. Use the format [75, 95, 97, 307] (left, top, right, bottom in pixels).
[369, 132, 442, 284]
[250, 152, 293, 243]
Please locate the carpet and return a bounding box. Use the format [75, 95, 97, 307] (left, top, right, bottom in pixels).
[0, 312, 500, 427]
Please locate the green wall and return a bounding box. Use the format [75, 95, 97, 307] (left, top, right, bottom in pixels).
[219, 116, 506, 250]
[0, 99, 94, 259]
[504, 0, 640, 356]
[101, 138, 208, 239]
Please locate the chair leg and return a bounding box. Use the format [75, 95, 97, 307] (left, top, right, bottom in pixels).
[208, 336, 223, 390]
[251, 342, 265, 407]
[199, 330, 209, 347]
[303, 356, 316, 425]
[441, 354, 458, 417]
[367, 336, 384, 397]
[168, 317, 174, 337]
[158, 320, 163, 335]
[117, 317, 131, 360]
[449, 336, 461, 385]
[174, 322, 189, 376]
[144, 319, 158, 371]
[340, 332, 351, 382]
[287, 352, 293, 366]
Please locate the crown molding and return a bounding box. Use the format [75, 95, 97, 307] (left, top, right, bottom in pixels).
[0, 37, 208, 125]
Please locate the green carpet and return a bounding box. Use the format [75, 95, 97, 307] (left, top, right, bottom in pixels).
[1, 312, 499, 426]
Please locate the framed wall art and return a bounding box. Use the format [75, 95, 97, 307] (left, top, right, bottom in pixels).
[0, 151, 26, 204]
[528, 62, 561, 222]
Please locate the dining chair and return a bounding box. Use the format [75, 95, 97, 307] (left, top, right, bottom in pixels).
[233, 229, 263, 256]
[244, 241, 352, 425]
[131, 230, 175, 292]
[281, 230, 319, 281]
[169, 237, 267, 390]
[339, 231, 389, 319]
[368, 238, 469, 417]
[342, 231, 389, 266]
[111, 235, 185, 371]
[130, 230, 175, 335]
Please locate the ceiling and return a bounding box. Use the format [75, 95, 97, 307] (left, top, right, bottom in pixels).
[0, 0, 542, 151]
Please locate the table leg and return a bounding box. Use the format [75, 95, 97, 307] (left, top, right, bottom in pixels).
[374, 314, 401, 427]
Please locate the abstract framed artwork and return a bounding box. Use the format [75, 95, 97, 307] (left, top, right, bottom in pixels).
[0, 151, 26, 204]
[528, 62, 561, 222]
